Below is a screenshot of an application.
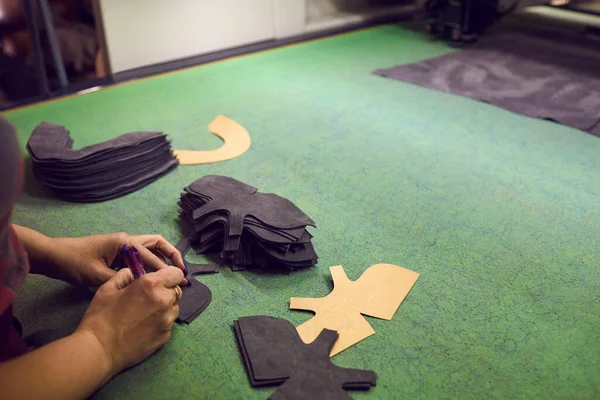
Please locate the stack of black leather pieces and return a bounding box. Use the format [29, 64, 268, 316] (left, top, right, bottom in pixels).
[26, 122, 178, 202]
[178, 175, 318, 271]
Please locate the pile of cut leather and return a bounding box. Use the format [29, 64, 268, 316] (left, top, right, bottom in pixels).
[178, 175, 318, 271]
[27, 122, 178, 202]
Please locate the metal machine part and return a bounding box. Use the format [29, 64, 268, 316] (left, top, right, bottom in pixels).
[420, 0, 561, 42]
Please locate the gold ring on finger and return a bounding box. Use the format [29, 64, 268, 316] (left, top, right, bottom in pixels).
[173, 285, 183, 303]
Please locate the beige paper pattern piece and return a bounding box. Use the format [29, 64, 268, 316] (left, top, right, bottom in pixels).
[173, 115, 251, 165]
[290, 264, 419, 357]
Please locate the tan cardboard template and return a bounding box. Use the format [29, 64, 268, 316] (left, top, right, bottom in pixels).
[290, 264, 419, 356]
[173, 115, 251, 165]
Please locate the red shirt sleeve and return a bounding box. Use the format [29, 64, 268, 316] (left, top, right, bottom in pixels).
[0, 117, 29, 360]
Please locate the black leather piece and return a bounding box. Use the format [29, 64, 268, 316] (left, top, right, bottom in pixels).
[31, 141, 172, 176]
[234, 316, 377, 399]
[191, 189, 315, 237]
[173, 238, 219, 324]
[36, 152, 175, 190]
[177, 280, 212, 324]
[178, 176, 317, 272]
[174, 237, 221, 275]
[374, 28, 600, 136]
[45, 160, 178, 203]
[27, 122, 167, 161]
[26, 122, 178, 203]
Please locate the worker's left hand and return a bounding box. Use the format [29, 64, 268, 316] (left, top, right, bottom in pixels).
[48, 233, 187, 286]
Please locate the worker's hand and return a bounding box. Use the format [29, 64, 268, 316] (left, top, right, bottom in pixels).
[49, 233, 187, 286]
[77, 267, 183, 374]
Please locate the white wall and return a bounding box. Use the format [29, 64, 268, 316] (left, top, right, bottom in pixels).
[99, 0, 276, 73]
[99, 0, 413, 74]
[274, 0, 306, 38]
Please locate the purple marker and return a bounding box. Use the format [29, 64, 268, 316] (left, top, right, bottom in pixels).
[121, 244, 146, 279]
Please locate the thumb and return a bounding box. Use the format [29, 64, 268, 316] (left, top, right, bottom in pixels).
[102, 268, 135, 292]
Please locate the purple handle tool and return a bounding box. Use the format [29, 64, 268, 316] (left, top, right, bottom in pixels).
[121, 244, 146, 279]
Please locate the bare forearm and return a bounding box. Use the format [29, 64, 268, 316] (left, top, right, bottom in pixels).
[12, 224, 64, 279]
[0, 330, 116, 400]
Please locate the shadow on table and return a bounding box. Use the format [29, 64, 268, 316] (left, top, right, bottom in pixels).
[18, 157, 64, 206]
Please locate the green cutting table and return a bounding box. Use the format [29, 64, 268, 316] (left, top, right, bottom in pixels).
[8, 25, 599, 399]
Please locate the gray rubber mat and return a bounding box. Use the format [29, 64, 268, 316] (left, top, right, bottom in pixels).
[374, 29, 600, 136]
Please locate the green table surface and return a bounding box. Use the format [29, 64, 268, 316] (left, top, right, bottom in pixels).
[7, 24, 600, 400]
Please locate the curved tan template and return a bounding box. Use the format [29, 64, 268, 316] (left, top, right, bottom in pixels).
[173, 115, 251, 165]
[290, 263, 419, 357]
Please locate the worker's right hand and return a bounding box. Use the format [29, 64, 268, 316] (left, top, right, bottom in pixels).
[76, 266, 183, 374]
